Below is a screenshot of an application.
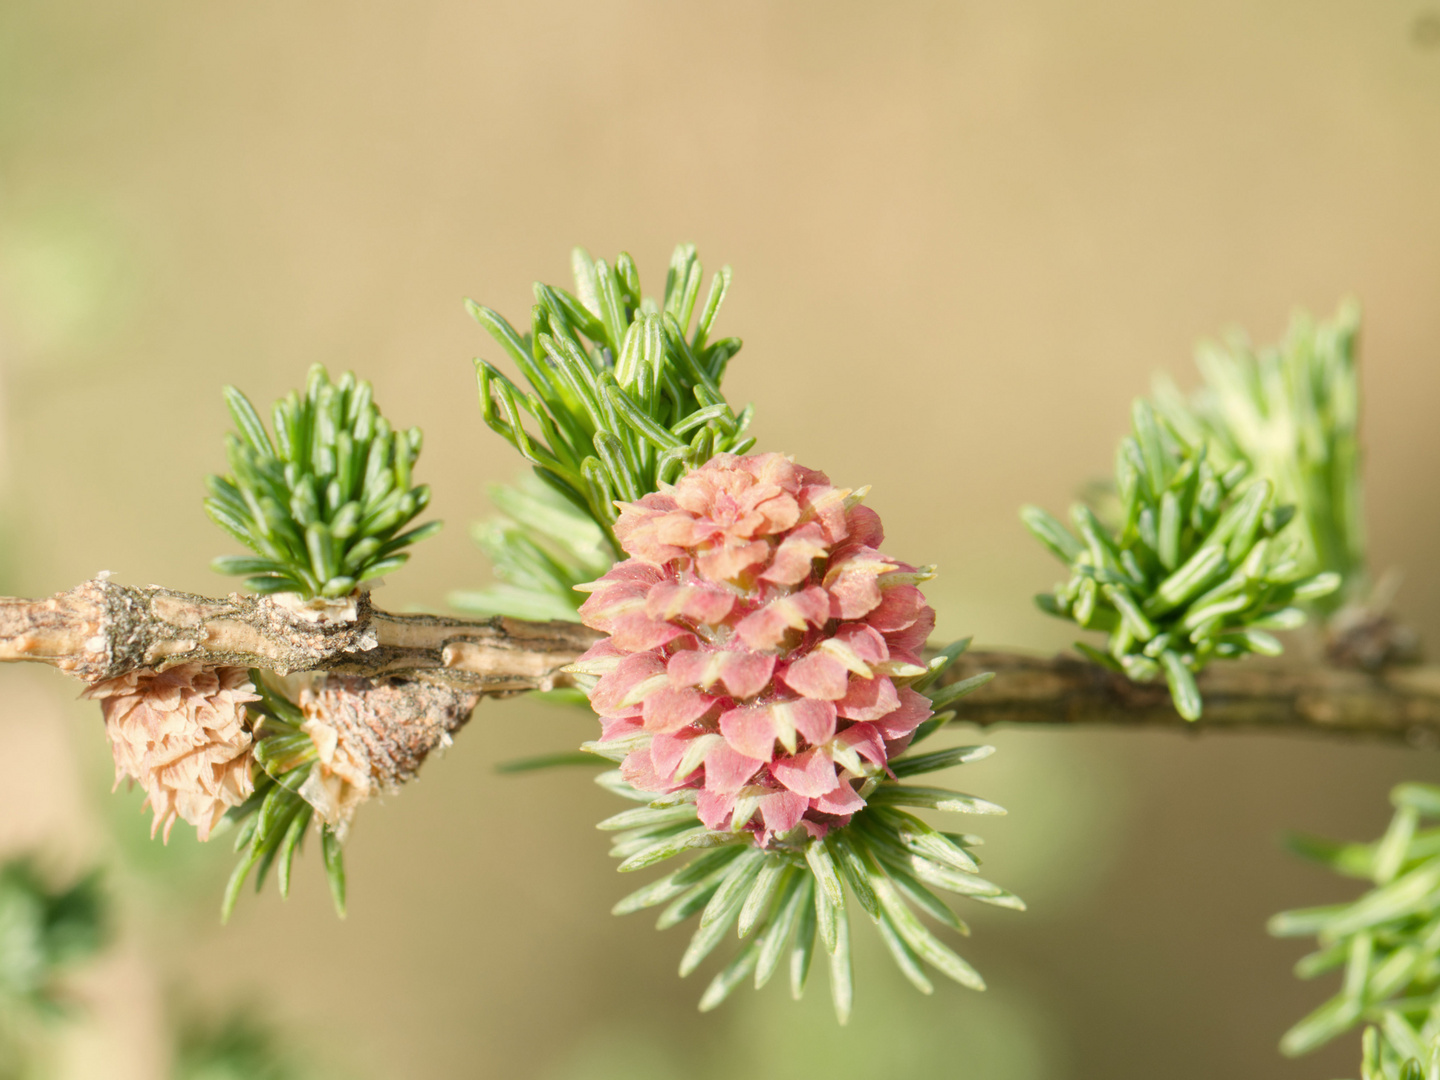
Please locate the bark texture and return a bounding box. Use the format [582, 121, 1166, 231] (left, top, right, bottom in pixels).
[0, 577, 600, 691]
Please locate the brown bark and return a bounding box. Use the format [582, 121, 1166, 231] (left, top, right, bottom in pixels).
[0, 577, 600, 692]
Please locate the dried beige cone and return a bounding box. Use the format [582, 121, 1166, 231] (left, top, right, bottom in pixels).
[85, 663, 259, 842]
[296, 675, 480, 840]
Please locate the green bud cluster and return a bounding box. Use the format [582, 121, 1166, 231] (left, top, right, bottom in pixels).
[1023, 399, 1340, 720]
[205, 364, 441, 598]
[592, 642, 1018, 1022]
[218, 674, 344, 923]
[472, 244, 753, 550]
[1271, 783, 1440, 1077]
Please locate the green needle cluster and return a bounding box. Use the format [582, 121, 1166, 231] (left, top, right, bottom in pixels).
[1023, 399, 1339, 720]
[218, 676, 344, 923]
[206, 365, 441, 599]
[593, 642, 1019, 1021]
[1154, 301, 1363, 612]
[1272, 784, 1440, 1077]
[471, 244, 753, 550]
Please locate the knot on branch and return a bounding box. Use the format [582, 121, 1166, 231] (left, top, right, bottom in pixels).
[103, 581, 380, 679]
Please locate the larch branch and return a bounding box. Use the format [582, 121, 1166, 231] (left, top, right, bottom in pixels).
[940, 650, 1440, 744]
[2, 579, 1435, 742]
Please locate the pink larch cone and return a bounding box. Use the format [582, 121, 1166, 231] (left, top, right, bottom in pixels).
[574, 452, 936, 845]
[85, 663, 259, 842]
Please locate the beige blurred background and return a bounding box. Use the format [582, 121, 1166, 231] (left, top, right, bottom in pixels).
[1, 2, 1439, 1077]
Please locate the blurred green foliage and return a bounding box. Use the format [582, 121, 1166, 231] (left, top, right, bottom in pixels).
[172, 1010, 311, 1080]
[0, 858, 106, 1079]
[450, 474, 612, 621]
[1272, 783, 1440, 1076]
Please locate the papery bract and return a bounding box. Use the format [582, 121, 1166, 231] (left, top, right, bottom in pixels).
[86, 663, 259, 843]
